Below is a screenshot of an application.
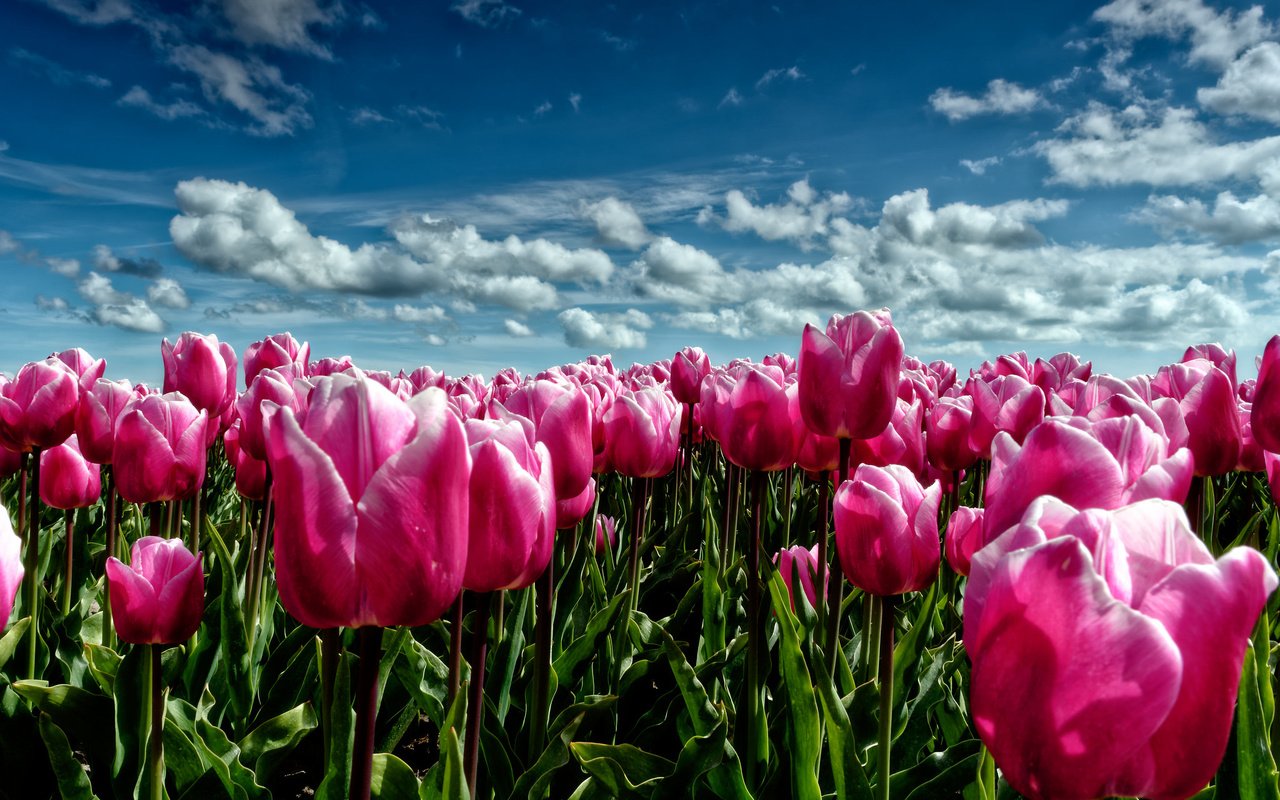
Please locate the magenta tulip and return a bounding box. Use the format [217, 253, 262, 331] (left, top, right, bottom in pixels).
[774, 544, 824, 610]
[497, 379, 593, 503]
[224, 422, 267, 501]
[112, 393, 209, 504]
[944, 506, 983, 576]
[1155, 359, 1241, 476]
[595, 514, 617, 555]
[968, 375, 1046, 458]
[161, 332, 238, 419]
[1250, 334, 1280, 452]
[0, 358, 79, 452]
[797, 309, 904, 440]
[243, 332, 309, 385]
[670, 346, 711, 405]
[309, 355, 355, 377]
[39, 436, 100, 509]
[926, 395, 979, 472]
[701, 364, 800, 472]
[555, 477, 596, 531]
[264, 377, 470, 629]
[833, 464, 941, 596]
[236, 368, 307, 463]
[75, 378, 133, 464]
[463, 416, 555, 592]
[54, 347, 106, 393]
[0, 506, 23, 628]
[601, 387, 681, 478]
[106, 536, 204, 645]
[851, 396, 925, 476]
[965, 497, 1276, 800]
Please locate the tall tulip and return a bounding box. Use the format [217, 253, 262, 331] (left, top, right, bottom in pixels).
[54, 347, 106, 393]
[161, 332, 238, 422]
[601, 387, 681, 478]
[1154, 358, 1241, 477]
[75, 378, 133, 465]
[670, 346, 711, 405]
[1251, 334, 1280, 452]
[834, 464, 941, 597]
[0, 358, 79, 453]
[497, 379, 593, 506]
[243, 332, 309, 385]
[797, 309, 904, 441]
[39, 435, 100, 510]
[702, 364, 800, 472]
[0, 504, 23, 630]
[113, 393, 209, 505]
[965, 497, 1276, 800]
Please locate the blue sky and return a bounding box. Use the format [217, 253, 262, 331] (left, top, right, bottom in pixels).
[3, 0, 1280, 385]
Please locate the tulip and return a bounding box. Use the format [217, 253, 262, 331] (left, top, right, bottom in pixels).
[40, 435, 100, 510]
[943, 506, 983, 576]
[1154, 359, 1241, 477]
[0, 505, 23, 629]
[926, 395, 979, 472]
[243, 332, 309, 384]
[309, 355, 355, 377]
[497, 379, 593, 504]
[112, 393, 209, 505]
[1251, 334, 1280, 452]
[834, 463, 941, 597]
[75, 378, 134, 464]
[965, 497, 1276, 800]
[968, 375, 1046, 458]
[602, 387, 681, 478]
[161, 332, 238, 428]
[701, 364, 800, 472]
[106, 535, 204, 645]
[0, 446, 19, 480]
[54, 347, 106, 393]
[555, 477, 596, 530]
[852, 396, 925, 476]
[797, 309, 904, 440]
[236, 368, 307, 463]
[264, 376, 469, 629]
[595, 514, 617, 555]
[224, 422, 267, 501]
[774, 544, 823, 610]
[670, 346, 711, 405]
[0, 358, 79, 453]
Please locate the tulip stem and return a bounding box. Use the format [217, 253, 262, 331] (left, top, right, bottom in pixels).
[530, 554, 554, 762]
[246, 476, 273, 658]
[814, 471, 830, 646]
[16, 457, 26, 546]
[745, 470, 769, 790]
[61, 510, 74, 617]
[465, 593, 494, 800]
[148, 643, 165, 800]
[826, 438, 852, 677]
[877, 595, 896, 800]
[319, 627, 339, 764]
[103, 468, 116, 648]
[616, 477, 649, 695]
[26, 446, 41, 680]
[350, 626, 382, 800]
[447, 594, 464, 708]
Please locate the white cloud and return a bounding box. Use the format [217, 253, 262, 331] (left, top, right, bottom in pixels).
[1198, 42, 1280, 123]
[719, 87, 743, 108]
[1093, 0, 1274, 69]
[569, 92, 581, 112]
[877, 190, 1068, 249]
[451, 0, 521, 27]
[91, 244, 163, 277]
[118, 86, 206, 120]
[534, 100, 552, 117]
[1137, 190, 1280, 244]
[46, 257, 80, 277]
[35, 295, 70, 311]
[558, 307, 652, 350]
[634, 236, 726, 304]
[78, 271, 129, 305]
[755, 66, 804, 90]
[504, 319, 535, 337]
[168, 44, 312, 136]
[219, 0, 343, 58]
[960, 156, 1002, 175]
[93, 298, 165, 333]
[1036, 103, 1280, 187]
[350, 106, 391, 125]
[581, 196, 651, 249]
[929, 79, 1044, 121]
[712, 179, 856, 247]
[147, 277, 191, 308]
[10, 47, 112, 88]
[392, 303, 449, 323]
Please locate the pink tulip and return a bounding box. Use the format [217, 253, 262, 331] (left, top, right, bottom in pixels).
[112, 393, 209, 504]
[943, 506, 983, 576]
[162, 332, 238, 421]
[236, 368, 307, 463]
[555, 477, 596, 530]
[0, 447, 20, 480]
[1154, 359, 1241, 476]
[408, 365, 446, 393]
[1183, 342, 1237, 393]
[595, 514, 617, 555]
[602, 387, 681, 477]
[796, 425, 839, 474]
[965, 497, 1276, 800]
[0, 505, 23, 628]
[851, 396, 924, 476]
[1266, 451, 1280, 505]
[701, 364, 800, 472]
[264, 377, 470, 629]
[774, 544, 824, 610]
[926, 395, 979, 472]
[39, 436, 100, 509]
[983, 417, 1193, 545]
[497, 379, 593, 502]
[75, 378, 134, 464]
[309, 355, 355, 377]
[968, 375, 1046, 458]
[833, 464, 941, 596]
[670, 347, 711, 405]
[463, 416, 555, 592]
[106, 536, 204, 645]
[797, 309, 904, 440]
[0, 358, 79, 452]
[1250, 334, 1280, 452]
[1237, 400, 1265, 472]
[243, 332, 309, 384]
[54, 347, 106, 393]
[224, 422, 266, 501]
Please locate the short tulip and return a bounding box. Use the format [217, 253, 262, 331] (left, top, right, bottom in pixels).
[834, 464, 941, 596]
[595, 514, 617, 555]
[944, 506, 983, 576]
[106, 536, 204, 645]
[774, 544, 824, 610]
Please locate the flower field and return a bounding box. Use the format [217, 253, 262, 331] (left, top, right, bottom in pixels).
[0, 311, 1277, 800]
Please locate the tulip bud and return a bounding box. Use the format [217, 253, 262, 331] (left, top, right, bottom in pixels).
[106, 536, 204, 645]
[834, 464, 941, 596]
[774, 544, 824, 610]
[797, 309, 904, 440]
[39, 435, 100, 509]
[670, 347, 711, 405]
[595, 514, 617, 555]
[112, 393, 208, 504]
[943, 506, 983, 576]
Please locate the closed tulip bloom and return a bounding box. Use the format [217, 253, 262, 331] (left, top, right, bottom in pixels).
[1250, 335, 1280, 452]
[309, 355, 355, 377]
[852, 396, 925, 476]
[968, 375, 1046, 458]
[595, 514, 617, 555]
[161, 332, 238, 419]
[40, 436, 100, 509]
[555, 477, 596, 530]
[797, 309, 904, 440]
[1155, 359, 1241, 477]
[774, 544, 824, 610]
[670, 347, 711, 405]
[463, 416, 555, 592]
[106, 536, 204, 644]
[75, 378, 134, 464]
[224, 422, 266, 501]
[926, 395, 979, 472]
[112, 393, 209, 504]
[54, 347, 106, 393]
[0, 358, 79, 452]
[834, 464, 941, 596]
[796, 425, 839, 474]
[264, 378, 470, 629]
[408, 365, 446, 393]
[1237, 401, 1265, 472]
[0, 505, 23, 628]
[236, 368, 307, 463]
[0, 447, 20, 480]
[944, 506, 983, 576]
[702, 364, 800, 472]
[983, 417, 1193, 546]
[498, 379, 593, 502]
[965, 497, 1277, 800]
[1183, 342, 1237, 393]
[602, 387, 681, 478]
[243, 332, 309, 384]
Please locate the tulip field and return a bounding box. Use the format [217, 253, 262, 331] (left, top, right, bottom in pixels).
[0, 311, 1279, 800]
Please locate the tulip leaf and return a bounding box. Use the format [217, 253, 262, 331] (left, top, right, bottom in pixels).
[664, 707, 731, 794]
[111, 645, 147, 799]
[699, 508, 728, 664]
[257, 620, 319, 723]
[1238, 621, 1280, 800]
[436, 725, 468, 800]
[207, 519, 252, 722]
[37, 712, 96, 800]
[570, 742, 674, 798]
[370, 752, 421, 799]
[553, 589, 630, 687]
[888, 739, 981, 799]
[393, 635, 449, 727]
[765, 567, 822, 800]
[512, 695, 615, 797]
[14, 679, 116, 784]
[806, 638, 874, 800]
[237, 701, 317, 781]
[84, 642, 121, 695]
[489, 585, 530, 722]
[0, 617, 31, 671]
[316, 649, 355, 800]
[892, 582, 937, 713]
[420, 679, 468, 800]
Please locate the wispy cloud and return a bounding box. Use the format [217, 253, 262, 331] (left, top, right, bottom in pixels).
[9, 47, 111, 88]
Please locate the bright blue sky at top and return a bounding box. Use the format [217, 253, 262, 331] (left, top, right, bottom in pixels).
[2, 0, 1279, 386]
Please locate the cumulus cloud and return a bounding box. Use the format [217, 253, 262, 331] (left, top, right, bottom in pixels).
[558, 307, 651, 350]
[452, 0, 521, 27]
[168, 44, 312, 136]
[1093, 0, 1274, 70]
[1137, 190, 1280, 244]
[35, 295, 70, 312]
[219, 0, 344, 58]
[504, 319, 535, 337]
[46, 258, 80, 277]
[706, 179, 857, 248]
[76, 271, 167, 332]
[929, 79, 1044, 121]
[147, 277, 191, 308]
[581, 197, 651, 249]
[1198, 42, 1280, 123]
[960, 156, 1002, 175]
[392, 303, 449, 323]
[92, 244, 164, 277]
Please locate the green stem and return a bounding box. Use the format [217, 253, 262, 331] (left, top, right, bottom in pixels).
[465, 593, 494, 800]
[865, 595, 883, 683]
[26, 446, 41, 680]
[826, 437, 851, 677]
[149, 643, 165, 800]
[61, 510, 73, 617]
[745, 470, 768, 790]
[877, 595, 897, 800]
[349, 626, 382, 800]
[814, 471, 830, 649]
[447, 594, 464, 708]
[103, 468, 116, 648]
[320, 627, 340, 765]
[530, 550, 555, 762]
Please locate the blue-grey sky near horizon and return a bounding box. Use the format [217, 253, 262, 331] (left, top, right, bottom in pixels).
[3, 0, 1280, 385]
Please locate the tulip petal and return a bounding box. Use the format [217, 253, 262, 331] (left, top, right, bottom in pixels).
[107, 557, 160, 644]
[154, 554, 204, 643]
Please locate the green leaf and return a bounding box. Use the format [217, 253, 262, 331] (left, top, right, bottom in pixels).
[570, 742, 674, 799]
[371, 752, 421, 799]
[237, 702, 318, 781]
[806, 639, 874, 800]
[513, 696, 615, 798]
[1238, 623, 1280, 800]
[13, 679, 116, 788]
[316, 649, 355, 800]
[37, 713, 96, 800]
[0, 616, 31, 671]
[111, 645, 147, 799]
[553, 589, 630, 687]
[765, 568, 822, 800]
[440, 725, 469, 800]
[84, 642, 121, 695]
[207, 519, 252, 722]
[888, 739, 981, 800]
[892, 582, 937, 711]
[664, 710, 730, 795]
[394, 635, 450, 728]
[488, 586, 529, 722]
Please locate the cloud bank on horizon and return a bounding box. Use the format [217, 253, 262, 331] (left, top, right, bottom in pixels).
[2, 0, 1279, 382]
